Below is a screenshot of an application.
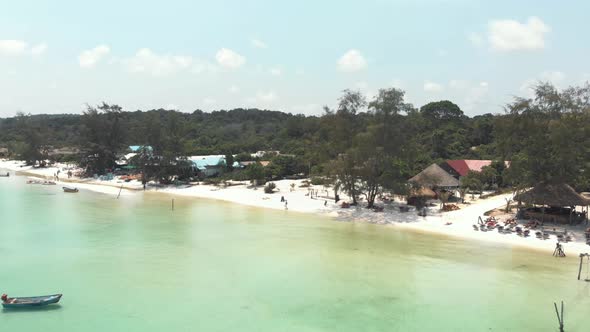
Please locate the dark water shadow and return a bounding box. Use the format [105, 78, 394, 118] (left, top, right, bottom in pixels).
[2, 304, 62, 313]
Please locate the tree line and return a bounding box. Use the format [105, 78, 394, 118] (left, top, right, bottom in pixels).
[1, 82, 588, 205]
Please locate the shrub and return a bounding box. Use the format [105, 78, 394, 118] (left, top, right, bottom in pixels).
[310, 176, 327, 185]
[264, 182, 276, 194]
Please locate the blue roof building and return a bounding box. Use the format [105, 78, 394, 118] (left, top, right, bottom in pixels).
[128, 145, 153, 153]
[188, 155, 240, 177]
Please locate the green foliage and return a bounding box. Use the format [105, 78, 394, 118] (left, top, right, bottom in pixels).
[496, 82, 590, 191]
[310, 176, 329, 186]
[245, 163, 266, 185]
[80, 103, 126, 174]
[0, 82, 587, 193]
[264, 182, 276, 194]
[225, 153, 234, 172]
[461, 171, 483, 193]
[234, 152, 252, 162]
[265, 155, 303, 179]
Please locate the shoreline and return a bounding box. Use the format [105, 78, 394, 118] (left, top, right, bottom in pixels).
[2, 159, 589, 256]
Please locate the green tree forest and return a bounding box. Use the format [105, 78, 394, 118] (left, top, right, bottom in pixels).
[1, 83, 589, 200]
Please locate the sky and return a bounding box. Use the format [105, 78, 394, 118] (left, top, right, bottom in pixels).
[1, 0, 589, 117]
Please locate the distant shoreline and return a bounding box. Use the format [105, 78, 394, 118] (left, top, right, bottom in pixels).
[2, 159, 589, 256]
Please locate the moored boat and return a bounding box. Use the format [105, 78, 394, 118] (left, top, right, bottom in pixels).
[1, 293, 62, 308]
[0, 172, 8, 177]
[62, 186, 79, 193]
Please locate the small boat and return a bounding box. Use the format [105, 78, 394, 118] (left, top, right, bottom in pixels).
[43, 181, 57, 185]
[1, 293, 62, 308]
[0, 172, 9, 177]
[62, 186, 79, 193]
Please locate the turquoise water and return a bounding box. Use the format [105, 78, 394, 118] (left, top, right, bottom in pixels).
[1, 173, 589, 331]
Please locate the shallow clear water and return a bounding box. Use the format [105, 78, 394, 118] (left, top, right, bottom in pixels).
[1, 173, 589, 331]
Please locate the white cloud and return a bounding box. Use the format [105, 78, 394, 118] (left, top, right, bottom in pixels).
[0, 40, 28, 56]
[166, 104, 178, 110]
[424, 80, 443, 93]
[337, 49, 367, 72]
[30, 43, 48, 56]
[192, 60, 218, 74]
[488, 17, 550, 52]
[203, 98, 216, 105]
[215, 48, 246, 69]
[79, 45, 110, 68]
[229, 85, 240, 93]
[479, 81, 489, 88]
[269, 67, 282, 76]
[251, 39, 268, 49]
[125, 48, 192, 75]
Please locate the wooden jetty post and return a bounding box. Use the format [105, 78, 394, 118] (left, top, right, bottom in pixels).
[578, 253, 589, 281]
[117, 184, 123, 199]
[554, 301, 564, 332]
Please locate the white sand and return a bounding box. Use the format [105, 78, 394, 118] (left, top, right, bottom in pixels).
[2, 159, 589, 255]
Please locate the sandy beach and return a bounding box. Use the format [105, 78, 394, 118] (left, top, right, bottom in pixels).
[2, 159, 589, 256]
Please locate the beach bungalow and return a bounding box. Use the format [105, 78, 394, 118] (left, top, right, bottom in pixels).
[239, 161, 271, 168]
[440, 160, 495, 178]
[189, 155, 240, 177]
[128, 145, 153, 153]
[409, 163, 460, 189]
[48, 146, 79, 157]
[514, 183, 590, 225]
[251, 150, 280, 159]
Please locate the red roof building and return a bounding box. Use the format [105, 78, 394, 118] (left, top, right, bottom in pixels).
[443, 160, 493, 177]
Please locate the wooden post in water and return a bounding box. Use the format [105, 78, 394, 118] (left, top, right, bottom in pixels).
[578, 253, 589, 280]
[117, 184, 123, 199]
[554, 301, 564, 332]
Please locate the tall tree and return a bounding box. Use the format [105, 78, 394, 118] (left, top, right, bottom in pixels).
[497, 82, 590, 190]
[80, 103, 126, 175]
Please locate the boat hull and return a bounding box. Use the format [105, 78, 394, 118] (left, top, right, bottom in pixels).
[2, 294, 62, 308]
[62, 187, 78, 193]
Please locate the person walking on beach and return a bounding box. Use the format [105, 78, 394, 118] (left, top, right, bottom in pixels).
[284, 200, 288, 210]
[281, 196, 285, 202]
[324, 200, 327, 207]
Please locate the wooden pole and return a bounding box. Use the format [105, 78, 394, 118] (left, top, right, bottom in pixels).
[554, 302, 564, 332]
[117, 184, 123, 199]
[561, 301, 564, 332]
[578, 254, 584, 280]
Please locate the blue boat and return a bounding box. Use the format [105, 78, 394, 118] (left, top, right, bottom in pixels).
[1, 294, 62, 308]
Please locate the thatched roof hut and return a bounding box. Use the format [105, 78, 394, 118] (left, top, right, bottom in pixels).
[514, 183, 590, 207]
[409, 187, 437, 198]
[409, 163, 460, 188]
